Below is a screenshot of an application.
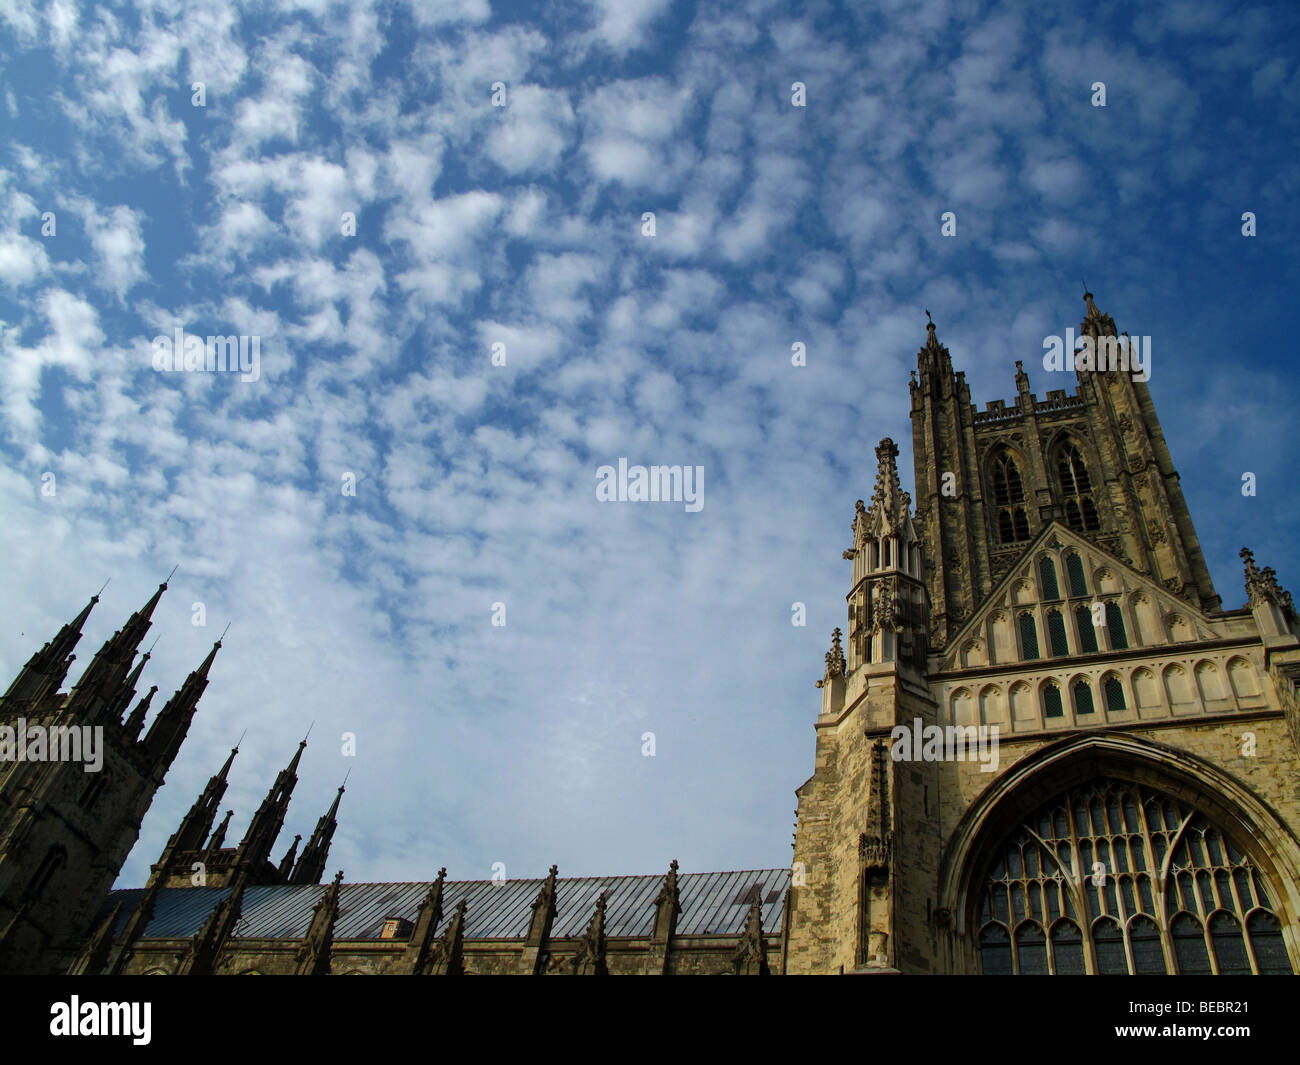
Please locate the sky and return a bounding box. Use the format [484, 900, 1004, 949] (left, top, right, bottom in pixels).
[0, 0, 1297, 890]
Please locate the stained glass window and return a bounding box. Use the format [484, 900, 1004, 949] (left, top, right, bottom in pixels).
[976, 781, 1294, 974]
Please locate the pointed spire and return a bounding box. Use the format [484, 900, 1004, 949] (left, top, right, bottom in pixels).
[571, 893, 608, 975]
[106, 648, 153, 722]
[731, 894, 770, 975]
[202, 809, 234, 867]
[856, 438, 914, 543]
[168, 746, 240, 857]
[652, 859, 681, 939]
[1241, 547, 1267, 605]
[915, 309, 953, 380]
[520, 865, 560, 974]
[824, 628, 845, 680]
[291, 781, 346, 885]
[286, 735, 307, 775]
[1242, 548, 1296, 618]
[68, 579, 169, 717]
[2, 592, 99, 707]
[648, 859, 681, 974]
[1080, 286, 1117, 336]
[176, 880, 246, 975]
[294, 870, 343, 976]
[871, 438, 903, 515]
[527, 865, 559, 940]
[122, 685, 158, 742]
[403, 868, 449, 974]
[1083, 284, 1100, 320]
[233, 738, 307, 877]
[430, 899, 467, 976]
[108, 872, 166, 974]
[67, 902, 122, 976]
[277, 835, 302, 880]
[141, 638, 222, 774]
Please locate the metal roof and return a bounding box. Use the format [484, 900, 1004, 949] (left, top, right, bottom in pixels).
[100, 868, 790, 942]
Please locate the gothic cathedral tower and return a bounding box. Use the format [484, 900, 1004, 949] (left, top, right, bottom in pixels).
[910, 293, 1218, 654]
[0, 582, 221, 974]
[786, 292, 1300, 976]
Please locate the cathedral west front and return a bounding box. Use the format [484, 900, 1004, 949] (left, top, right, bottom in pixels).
[3, 290, 1297, 976]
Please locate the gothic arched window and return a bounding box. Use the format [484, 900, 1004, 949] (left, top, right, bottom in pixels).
[990, 453, 1030, 544]
[79, 771, 110, 811]
[1047, 610, 1069, 657]
[1104, 675, 1126, 711]
[1066, 554, 1088, 597]
[1042, 683, 1064, 718]
[1039, 558, 1060, 599]
[1076, 605, 1099, 652]
[1056, 443, 1100, 533]
[24, 846, 66, 902]
[1018, 613, 1039, 661]
[1073, 679, 1095, 715]
[1105, 601, 1128, 649]
[975, 780, 1295, 974]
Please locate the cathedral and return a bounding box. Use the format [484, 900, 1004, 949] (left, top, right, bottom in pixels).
[2, 290, 1297, 975]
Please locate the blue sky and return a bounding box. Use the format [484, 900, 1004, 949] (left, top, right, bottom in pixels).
[1, 0, 1297, 889]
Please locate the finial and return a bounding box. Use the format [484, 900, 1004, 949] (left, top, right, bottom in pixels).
[825, 628, 846, 679]
[164, 564, 179, 586]
[95, 577, 111, 599]
[303, 720, 314, 743]
[235, 728, 248, 751]
[217, 621, 230, 644]
[340, 767, 351, 789]
[146, 633, 161, 654]
[925, 308, 934, 326]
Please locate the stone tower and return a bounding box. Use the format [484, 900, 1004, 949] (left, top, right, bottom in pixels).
[0, 582, 221, 974]
[909, 294, 1219, 652]
[786, 293, 1300, 976]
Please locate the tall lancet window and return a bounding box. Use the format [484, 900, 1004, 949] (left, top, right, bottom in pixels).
[991, 452, 1030, 544]
[1057, 442, 1100, 532]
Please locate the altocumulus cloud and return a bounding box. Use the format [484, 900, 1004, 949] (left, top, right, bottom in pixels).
[0, 0, 1297, 887]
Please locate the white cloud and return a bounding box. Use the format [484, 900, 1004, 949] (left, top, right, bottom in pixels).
[82, 204, 147, 303]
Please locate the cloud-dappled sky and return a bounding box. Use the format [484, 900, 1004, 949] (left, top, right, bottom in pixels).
[1, 0, 1297, 889]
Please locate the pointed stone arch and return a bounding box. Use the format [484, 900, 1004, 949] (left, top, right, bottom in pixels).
[988, 611, 1014, 664]
[950, 687, 975, 726]
[984, 444, 1030, 545]
[1131, 666, 1161, 715]
[979, 684, 1005, 727]
[1045, 430, 1104, 534]
[937, 733, 1300, 974]
[1163, 663, 1195, 710]
[1226, 656, 1262, 707]
[1194, 660, 1228, 706]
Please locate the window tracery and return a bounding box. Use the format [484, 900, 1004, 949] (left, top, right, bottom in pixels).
[976, 781, 1294, 974]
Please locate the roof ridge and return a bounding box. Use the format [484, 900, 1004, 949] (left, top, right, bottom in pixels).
[104, 867, 793, 895]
